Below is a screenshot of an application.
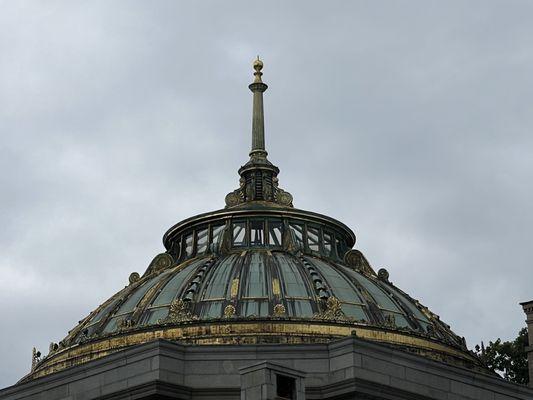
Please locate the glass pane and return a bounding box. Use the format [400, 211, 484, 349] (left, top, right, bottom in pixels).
[196, 228, 208, 254]
[151, 258, 205, 306]
[202, 255, 237, 299]
[232, 221, 247, 247]
[383, 311, 410, 328]
[307, 226, 320, 252]
[385, 285, 429, 322]
[89, 296, 121, 325]
[306, 257, 362, 303]
[341, 303, 367, 320]
[287, 299, 314, 317]
[289, 223, 304, 249]
[144, 308, 169, 325]
[244, 253, 268, 297]
[335, 236, 346, 258]
[323, 232, 333, 255]
[275, 254, 310, 297]
[341, 267, 401, 313]
[84, 323, 100, 337]
[102, 312, 132, 333]
[268, 220, 283, 247]
[211, 224, 225, 250]
[113, 271, 171, 315]
[201, 301, 223, 318]
[185, 233, 193, 257]
[250, 220, 264, 246]
[242, 300, 269, 317]
[419, 320, 431, 331]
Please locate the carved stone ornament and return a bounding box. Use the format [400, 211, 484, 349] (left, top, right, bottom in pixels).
[146, 253, 174, 275]
[313, 296, 349, 321]
[273, 303, 286, 317]
[246, 175, 256, 200]
[48, 342, 59, 354]
[78, 328, 90, 342]
[128, 272, 140, 285]
[343, 249, 376, 276]
[160, 299, 198, 324]
[224, 304, 236, 318]
[225, 190, 243, 208]
[383, 313, 396, 328]
[225, 172, 294, 208]
[275, 188, 293, 207]
[377, 268, 390, 282]
[118, 318, 136, 331]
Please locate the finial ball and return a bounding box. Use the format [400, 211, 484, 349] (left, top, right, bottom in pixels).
[253, 57, 263, 72]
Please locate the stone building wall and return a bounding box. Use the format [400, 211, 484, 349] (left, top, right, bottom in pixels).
[1, 337, 532, 400]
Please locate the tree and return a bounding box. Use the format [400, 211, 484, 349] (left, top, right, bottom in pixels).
[475, 328, 529, 385]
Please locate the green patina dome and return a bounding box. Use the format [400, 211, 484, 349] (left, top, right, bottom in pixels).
[25, 59, 482, 382]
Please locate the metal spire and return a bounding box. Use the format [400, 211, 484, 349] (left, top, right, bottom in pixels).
[224, 58, 293, 209]
[249, 56, 268, 159]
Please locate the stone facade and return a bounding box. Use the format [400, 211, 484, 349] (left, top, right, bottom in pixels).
[1, 337, 531, 400]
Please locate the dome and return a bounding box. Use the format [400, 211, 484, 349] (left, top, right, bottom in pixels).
[24, 59, 482, 381]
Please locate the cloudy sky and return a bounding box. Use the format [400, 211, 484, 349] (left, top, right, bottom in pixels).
[1, 1, 532, 387]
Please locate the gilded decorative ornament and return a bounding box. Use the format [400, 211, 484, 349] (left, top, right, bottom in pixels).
[118, 318, 135, 331]
[230, 279, 239, 298]
[146, 253, 174, 275]
[343, 249, 376, 276]
[160, 299, 198, 324]
[314, 296, 349, 321]
[273, 303, 286, 316]
[224, 304, 236, 318]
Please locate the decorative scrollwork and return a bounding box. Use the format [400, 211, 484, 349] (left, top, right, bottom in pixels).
[225, 190, 244, 208]
[275, 188, 293, 207]
[224, 304, 236, 318]
[377, 268, 390, 283]
[273, 303, 286, 317]
[160, 299, 198, 324]
[313, 296, 349, 321]
[128, 272, 140, 285]
[145, 253, 174, 276]
[344, 250, 376, 276]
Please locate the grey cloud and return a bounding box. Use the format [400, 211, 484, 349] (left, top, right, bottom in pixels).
[1, 0, 532, 387]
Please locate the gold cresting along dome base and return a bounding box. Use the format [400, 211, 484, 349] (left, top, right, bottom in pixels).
[23, 59, 483, 382]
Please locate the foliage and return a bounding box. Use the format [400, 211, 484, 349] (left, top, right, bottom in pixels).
[474, 328, 529, 385]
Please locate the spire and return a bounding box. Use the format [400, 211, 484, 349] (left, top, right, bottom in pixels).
[249, 57, 268, 159]
[224, 58, 293, 209]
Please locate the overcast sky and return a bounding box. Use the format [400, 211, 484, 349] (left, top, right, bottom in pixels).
[1, 1, 532, 387]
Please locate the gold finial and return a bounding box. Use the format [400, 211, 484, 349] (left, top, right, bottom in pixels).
[253, 56, 263, 83]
